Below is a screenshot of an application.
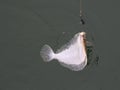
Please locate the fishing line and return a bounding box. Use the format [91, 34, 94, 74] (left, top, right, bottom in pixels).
[80, 0, 85, 25]
[55, 0, 85, 48]
[79, 0, 99, 65]
[80, 0, 82, 17]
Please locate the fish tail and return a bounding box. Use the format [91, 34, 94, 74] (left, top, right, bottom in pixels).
[40, 44, 55, 62]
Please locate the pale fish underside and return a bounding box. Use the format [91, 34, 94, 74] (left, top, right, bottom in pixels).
[40, 32, 87, 71]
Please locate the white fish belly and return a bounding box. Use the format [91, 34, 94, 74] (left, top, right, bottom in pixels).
[55, 43, 86, 65]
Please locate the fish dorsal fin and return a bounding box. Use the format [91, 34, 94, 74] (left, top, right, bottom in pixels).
[56, 33, 79, 53]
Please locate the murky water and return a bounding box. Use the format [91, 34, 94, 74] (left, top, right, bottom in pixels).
[0, 0, 120, 90]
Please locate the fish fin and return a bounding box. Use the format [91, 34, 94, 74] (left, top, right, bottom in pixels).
[56, 33, 78, 53]
[59, 60, 87, 71]
[40, 45, 55, 62]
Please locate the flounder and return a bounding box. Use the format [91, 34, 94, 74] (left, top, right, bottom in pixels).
[40, 32, 91, 71]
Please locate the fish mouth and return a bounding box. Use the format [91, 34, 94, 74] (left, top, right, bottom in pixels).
[80, 32, 86, 38]
[79, 32, 86, 41]
[79, 32, 87, 53]
[80, 32, 86, 35]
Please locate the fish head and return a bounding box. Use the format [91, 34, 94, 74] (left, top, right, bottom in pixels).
[79, 32, 87, 52]
[80, 32, 86, 39]
[74, 32, 86, 41]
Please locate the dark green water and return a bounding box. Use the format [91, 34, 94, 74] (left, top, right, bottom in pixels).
[0, 0, 120, 90]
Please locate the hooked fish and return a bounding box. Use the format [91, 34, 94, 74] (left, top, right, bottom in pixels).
[40, 32, 91, 71]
